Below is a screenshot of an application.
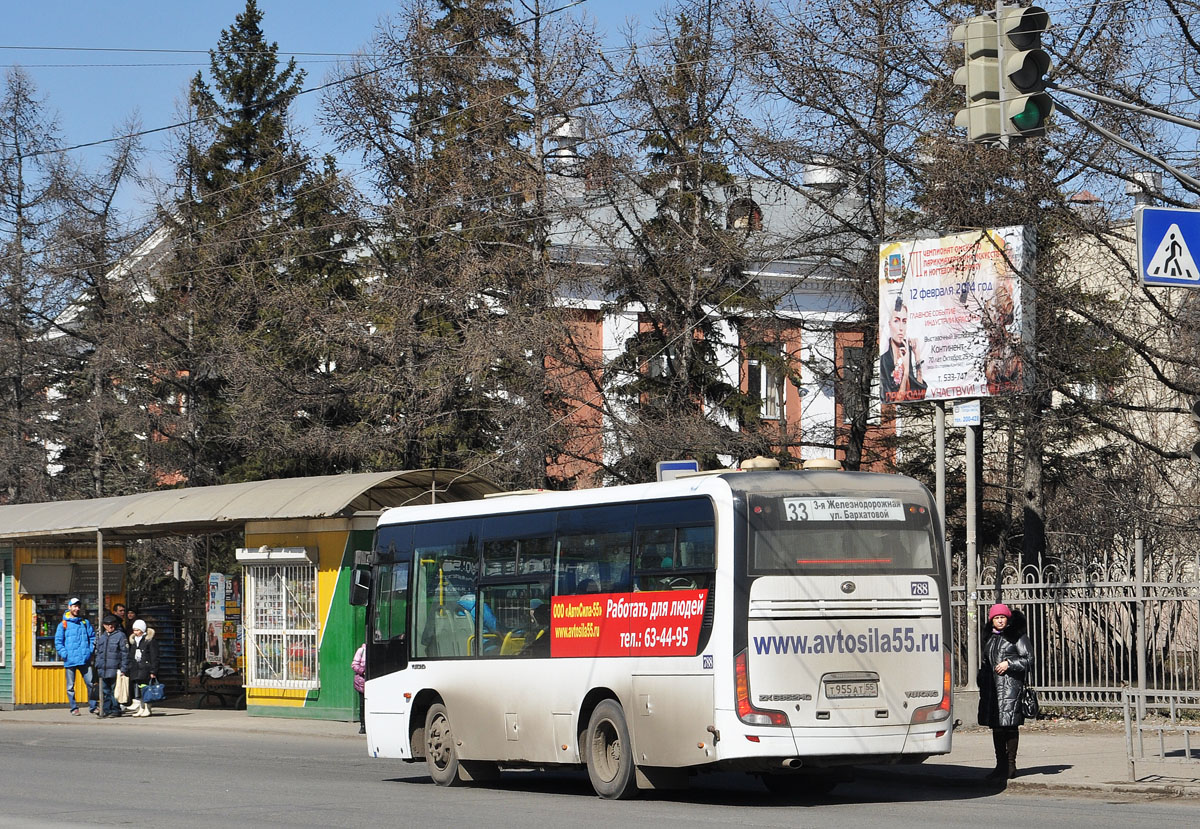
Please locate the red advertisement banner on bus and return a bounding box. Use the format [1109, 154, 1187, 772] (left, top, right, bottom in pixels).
[550, 590, 708, 657]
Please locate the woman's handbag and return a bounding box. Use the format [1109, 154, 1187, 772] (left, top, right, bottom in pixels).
[1020, 685, 1040, 719]
[114, 673, 130, 705]
[141, 681, 166, 703]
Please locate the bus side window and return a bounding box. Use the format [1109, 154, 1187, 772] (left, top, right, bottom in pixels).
[678, 526, 714, 568]
[637, 528, 674, 570]
[634, 523, 715, 591]
[371, 562, 410, 644]
[410, 519, 479, 659]
[478, 583, 549, 658]
[554, 504, 634, 595]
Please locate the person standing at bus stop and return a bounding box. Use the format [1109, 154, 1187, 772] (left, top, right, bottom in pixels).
[54, 598, 97, 716]
[125, 618, 159, 717]
[977, 603, 1033, 780]
[351, 642, 367, 734]
[93, 615, 129, 718]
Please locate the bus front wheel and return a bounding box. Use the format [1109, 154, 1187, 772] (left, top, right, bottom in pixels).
[425, 703, 465, 787]
[585, 699, 638, 799]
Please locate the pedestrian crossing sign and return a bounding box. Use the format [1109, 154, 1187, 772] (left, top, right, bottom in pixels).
[1137, 206, 1200, 287]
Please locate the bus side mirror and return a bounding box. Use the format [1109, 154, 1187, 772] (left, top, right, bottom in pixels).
[349, 568, 371, 606]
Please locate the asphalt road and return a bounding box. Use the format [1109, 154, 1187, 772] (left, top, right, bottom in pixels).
[2, 721, 1199, 828]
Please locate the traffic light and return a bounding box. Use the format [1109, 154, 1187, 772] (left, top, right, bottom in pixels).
[952, 15, 1001, 143]
[997, 5, 1053, 140]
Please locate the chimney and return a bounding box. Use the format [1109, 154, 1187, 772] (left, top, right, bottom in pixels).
[547, 116, 586, 172]
[802, 157, 848, 193]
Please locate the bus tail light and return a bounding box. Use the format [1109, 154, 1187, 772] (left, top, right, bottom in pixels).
[912, 650, 952, 724]
[735, 651, 789, 726]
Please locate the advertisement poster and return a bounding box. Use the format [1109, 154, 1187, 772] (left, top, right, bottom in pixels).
[205, 572, 242, 669]
[550, 590, 708, 658]
[206, 572, 226, 623]
[878, 227, 1033, 404]
[205, 621, 224, 663]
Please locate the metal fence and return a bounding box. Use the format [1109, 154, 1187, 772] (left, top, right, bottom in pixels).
[1123, 690, 1200, 781]
[951, 544, 1200, 713]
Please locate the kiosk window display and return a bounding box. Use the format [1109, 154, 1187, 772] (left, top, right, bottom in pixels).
[20, 560, 123, 665]
[236, 547, 319, 690]
[33, 596, 86, 665]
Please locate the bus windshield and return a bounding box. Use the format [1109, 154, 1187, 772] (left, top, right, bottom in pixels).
[748, 491, 937, 575]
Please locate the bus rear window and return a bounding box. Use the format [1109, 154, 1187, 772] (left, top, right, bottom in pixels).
[748, 494, 937, 574]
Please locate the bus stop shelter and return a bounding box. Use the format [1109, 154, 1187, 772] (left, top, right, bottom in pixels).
[0, 470, 500, 715]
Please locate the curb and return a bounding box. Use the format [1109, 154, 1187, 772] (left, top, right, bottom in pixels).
[857, 764, 1200, 799]
[0, 711, 361, 741]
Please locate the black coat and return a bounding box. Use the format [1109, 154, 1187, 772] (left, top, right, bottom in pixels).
[977, 625, 1033, 728]
[127, 630, 159, 683]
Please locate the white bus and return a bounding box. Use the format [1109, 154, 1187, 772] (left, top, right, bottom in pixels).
[353, 467, 952, 798]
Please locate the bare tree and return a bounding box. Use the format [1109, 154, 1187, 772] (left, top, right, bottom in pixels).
[0, 67, 71, 503]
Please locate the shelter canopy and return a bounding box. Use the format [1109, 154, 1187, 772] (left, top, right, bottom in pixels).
[0, 469, 501, 543]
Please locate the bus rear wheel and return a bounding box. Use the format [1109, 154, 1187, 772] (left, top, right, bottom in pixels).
[425, 703, 465, 787]
[585, 699, 638, 799]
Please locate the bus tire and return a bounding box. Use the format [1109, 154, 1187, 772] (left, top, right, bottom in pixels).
[585, 699, 638, 799]
[425, 703, 465, 787]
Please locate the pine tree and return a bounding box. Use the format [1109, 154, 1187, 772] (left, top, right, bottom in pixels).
[597, 3, 762, 481]
[144, 0, 362, 484]
[324, 0, 539, 477]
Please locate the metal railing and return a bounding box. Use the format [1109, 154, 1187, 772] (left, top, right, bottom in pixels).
[951, 544, 1200, 714]
[1123, 689, 1200, 781]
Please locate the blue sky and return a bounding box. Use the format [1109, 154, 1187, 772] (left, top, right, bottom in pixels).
[2, 1, 655, 216]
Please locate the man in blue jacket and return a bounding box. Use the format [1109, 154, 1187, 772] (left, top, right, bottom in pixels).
[54, 598, 97, 716]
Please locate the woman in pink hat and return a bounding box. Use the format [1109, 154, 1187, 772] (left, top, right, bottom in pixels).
[977, 602, 1033, 781]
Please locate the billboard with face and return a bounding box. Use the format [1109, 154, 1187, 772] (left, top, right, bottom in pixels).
[878, 227, 1033, 404]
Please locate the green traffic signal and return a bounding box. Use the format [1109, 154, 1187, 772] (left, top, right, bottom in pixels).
[1010, 94, 1052, 132]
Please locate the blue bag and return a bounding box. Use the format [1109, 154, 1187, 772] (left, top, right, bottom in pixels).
[141, 681, 166, 702]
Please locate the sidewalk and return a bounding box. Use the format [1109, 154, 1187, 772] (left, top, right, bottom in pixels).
[0, 702, 357, 740]
[860, 718, 1200, 799]
[3, 705, 1198, 798]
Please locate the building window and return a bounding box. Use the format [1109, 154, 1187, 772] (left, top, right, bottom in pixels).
[746, 343, 784, 420]
[242, 560, 319, 689]
[840, 345, 880, 425]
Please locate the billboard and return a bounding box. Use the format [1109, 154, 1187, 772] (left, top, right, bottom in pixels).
[878, 227, 1033, 404]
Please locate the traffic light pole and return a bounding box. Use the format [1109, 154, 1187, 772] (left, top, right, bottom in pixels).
[965, 420, 980, 694]
[1049, 82, 1200, 132]
[1052, 98, 1200, 195]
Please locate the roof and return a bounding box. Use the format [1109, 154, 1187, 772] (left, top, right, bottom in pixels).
[0, 469, 502, 542]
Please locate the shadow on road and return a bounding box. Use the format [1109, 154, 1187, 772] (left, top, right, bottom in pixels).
[384, 767, 1006, 806]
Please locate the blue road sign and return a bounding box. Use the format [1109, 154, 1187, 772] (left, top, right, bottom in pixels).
[656, 459, 700, 481]
[1136, 206, 1200, 287]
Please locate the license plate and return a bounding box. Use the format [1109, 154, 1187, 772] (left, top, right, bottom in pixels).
[825, 681, 878, 699]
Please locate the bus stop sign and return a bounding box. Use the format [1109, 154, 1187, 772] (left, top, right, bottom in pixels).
[1137, 206, 1200, 287]
[656, 459, 700, 481]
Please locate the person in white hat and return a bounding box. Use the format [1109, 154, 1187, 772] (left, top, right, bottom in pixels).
[125, 619, 159, 717]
